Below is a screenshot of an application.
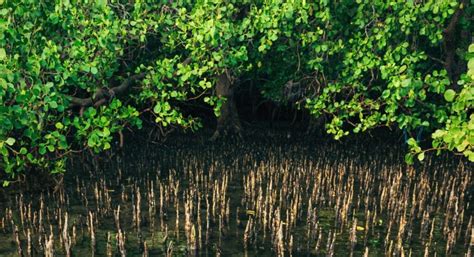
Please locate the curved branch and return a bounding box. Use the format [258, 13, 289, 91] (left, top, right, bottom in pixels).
[67, 73, 146, 108]
[67, 57, 192, 108]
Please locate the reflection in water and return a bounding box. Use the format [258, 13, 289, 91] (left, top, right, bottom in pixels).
[0, 130, 472, 256]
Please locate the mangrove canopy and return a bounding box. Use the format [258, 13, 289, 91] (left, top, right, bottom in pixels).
[0, 0, 473, 177]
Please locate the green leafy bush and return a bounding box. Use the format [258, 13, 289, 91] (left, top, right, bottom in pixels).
[0, 0, 472, 178]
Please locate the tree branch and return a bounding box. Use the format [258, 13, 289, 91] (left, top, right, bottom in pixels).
[67, 57, 192, 108]
[67, 73, 146, 108]
[443, 0, 467, 84]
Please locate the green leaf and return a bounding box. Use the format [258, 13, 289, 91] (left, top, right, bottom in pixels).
[5, 137, 15, 146]
[467, 151, 474, 162]
[47, 145, 55, 152]
[0, 48, 6, 60]
[469, 44, 474, 53]
[97, 0, 107, 8]
[417, 152, 425, 161]
[398, 65, 407, 74]
[87, 137, 96, 147]
[55, 122, 64, 129]
[58, 140, 68, 149]
[468, 59, 474, 70]
[103, 127, 110, 137]
[404, 153, 414, 164]
[431, 130, 446, 139]
[153, 103, 162, 113]
[407, 138, 417, 147]
[444, 89, 456, 102]
[50, 101, 58, 109]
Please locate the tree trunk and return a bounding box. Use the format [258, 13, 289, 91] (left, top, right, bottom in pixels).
[306, 114, 326, 136]
[443, 0, 468, 86]
[210, 72, 242, 141]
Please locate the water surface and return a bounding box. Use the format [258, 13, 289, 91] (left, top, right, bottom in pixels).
[0, 130, 472, 256]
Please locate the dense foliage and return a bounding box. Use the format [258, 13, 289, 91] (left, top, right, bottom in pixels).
[0, 0, 472, 179]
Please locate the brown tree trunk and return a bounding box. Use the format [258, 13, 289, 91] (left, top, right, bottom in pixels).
[210, 72, 242, 141]
[443, 0, 468, 86]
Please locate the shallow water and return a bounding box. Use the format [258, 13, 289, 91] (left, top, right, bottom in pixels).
[0, 130, 472, 256]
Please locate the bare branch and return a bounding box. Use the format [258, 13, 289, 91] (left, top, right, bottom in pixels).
[67, 73, 146, 108]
